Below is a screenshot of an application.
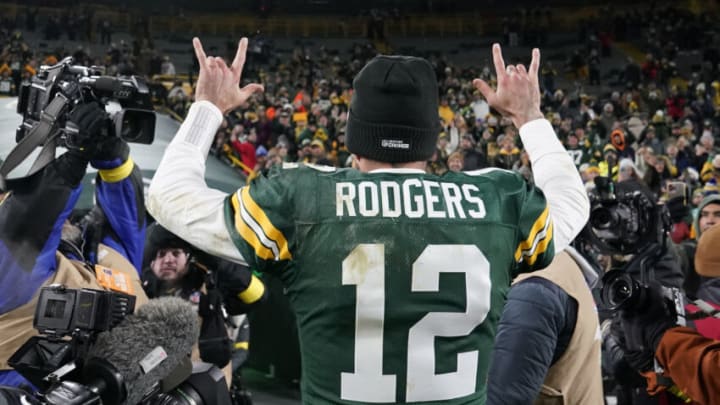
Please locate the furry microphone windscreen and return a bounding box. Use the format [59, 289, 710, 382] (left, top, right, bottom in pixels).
[87, 296, 199, 405]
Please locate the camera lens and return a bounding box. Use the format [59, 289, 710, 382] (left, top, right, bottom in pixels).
[590, 206, 615, 230]
[117, 109, 155, 144]
[600, 270, 640, 311]
[120, 115, 139, 141]
[590, 208, 610, 229]
[609, 278, 633, 306]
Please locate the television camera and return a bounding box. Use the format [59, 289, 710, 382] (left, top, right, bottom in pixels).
[16, 56, 156, 146]
[580, 177, 682, 317]
[0, 286, 237, 405]
[6, 285, 136, 403]
[1, 56, 157, 190]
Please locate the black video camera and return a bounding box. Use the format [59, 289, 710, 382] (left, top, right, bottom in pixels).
[0, 286, 239, 405]
[7, 285, 136, 392]
[581, 177, 680, 313]
[584, 177, 667, 255]
[16, 56, 155, 146]
[600, 269, 685, 326]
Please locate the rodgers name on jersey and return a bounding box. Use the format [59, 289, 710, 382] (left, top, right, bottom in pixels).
[336, 180, 487, 219]
[224, 164, 554, 405]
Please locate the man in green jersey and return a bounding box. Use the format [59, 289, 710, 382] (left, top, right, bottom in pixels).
[148, 37, 589, 404]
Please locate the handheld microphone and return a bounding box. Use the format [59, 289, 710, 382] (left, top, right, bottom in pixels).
[41, 297, 199, 405]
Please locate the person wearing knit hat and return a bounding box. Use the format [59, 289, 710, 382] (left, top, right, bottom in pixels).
[599, 144, 619, 180]
[618, 158, 643, 182]
[673, 194, 720, 299]
[693, 194, 720, 240]
[700, 155, 720, 192]
[150, 38, 590, 404]
[345, 55, 441, 163]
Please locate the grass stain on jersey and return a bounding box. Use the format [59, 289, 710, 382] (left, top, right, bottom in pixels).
[343, 243, 384, 286]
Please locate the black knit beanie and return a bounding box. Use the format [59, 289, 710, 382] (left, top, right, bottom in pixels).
[346, 55, 440, 163]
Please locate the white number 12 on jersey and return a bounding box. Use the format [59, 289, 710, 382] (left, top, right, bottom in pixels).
[341, 244, 492, 403]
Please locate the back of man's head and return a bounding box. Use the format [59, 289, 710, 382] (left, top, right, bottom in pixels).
[346, 55, 440, 163]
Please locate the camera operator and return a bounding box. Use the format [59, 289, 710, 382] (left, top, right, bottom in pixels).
[582, 177, 686, 404]
[142, 223, 267, 386]
[0, 102, 148, 388]
[618, 223, 720, 405]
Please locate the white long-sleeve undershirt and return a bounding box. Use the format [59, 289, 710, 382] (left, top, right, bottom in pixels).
[148, 101, 589, 266]
[519, 118, 590, 253]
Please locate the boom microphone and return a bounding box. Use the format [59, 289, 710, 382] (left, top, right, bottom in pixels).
[41, 297, 199, 405]
[89, 296, 198, 405]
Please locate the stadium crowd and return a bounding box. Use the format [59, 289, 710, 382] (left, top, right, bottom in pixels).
[2, 5, 719, 189]
[2, 3, 720, 404]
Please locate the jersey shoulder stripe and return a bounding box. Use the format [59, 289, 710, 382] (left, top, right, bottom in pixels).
[229, 187, 292, 261]
[229, 192, 274, 260]
[514, 205, 553, 265]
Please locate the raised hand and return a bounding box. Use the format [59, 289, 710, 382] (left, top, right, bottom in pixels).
[192, 37, 264, 114]
[473, 44, 544, 129]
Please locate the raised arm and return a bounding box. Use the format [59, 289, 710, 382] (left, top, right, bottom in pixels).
[88, 137, 146, 272]
[147, 38, 263, 265]
[474, 44, 589, 251]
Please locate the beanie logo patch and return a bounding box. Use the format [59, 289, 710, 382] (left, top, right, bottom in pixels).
[381, 139, 410, 150]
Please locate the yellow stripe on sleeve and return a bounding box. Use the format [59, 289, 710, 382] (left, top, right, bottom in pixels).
[514, 205, 550, 262]
[234, 341, 249, 350]
[98, 157, 134, 183]
[240, 187, 292, 260]
[237, 275, 266, 304]
[231, 193, 275, 260]
[525, 221, 553, 266]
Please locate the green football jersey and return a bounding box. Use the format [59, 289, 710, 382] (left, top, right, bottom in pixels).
[224, 163, 554, 405]
[566, 145, 591, 167]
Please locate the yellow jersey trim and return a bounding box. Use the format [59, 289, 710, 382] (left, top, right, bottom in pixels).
[514, 205, 553, 264]
[231, 194, 275, 260]
[525, 221, 553, 266]
[239, 187, 292, 260]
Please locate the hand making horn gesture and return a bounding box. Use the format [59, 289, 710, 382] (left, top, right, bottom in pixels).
[192, 37, 264, 114]
[473, 44, 544, 129]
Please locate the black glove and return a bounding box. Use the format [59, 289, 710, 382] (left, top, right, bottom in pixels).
[66, 102, 129, 163]
[619, 282, 678, 372]
[198, 289, 233, 368]
[601, 318, 648, 387]
[212, 258, 267, 315]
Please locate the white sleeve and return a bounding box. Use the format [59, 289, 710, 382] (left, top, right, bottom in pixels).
[147, 101, 249, 266]
[520, 118, 590, 253]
